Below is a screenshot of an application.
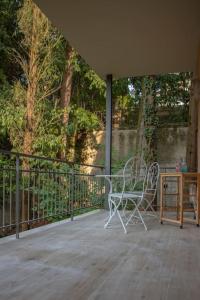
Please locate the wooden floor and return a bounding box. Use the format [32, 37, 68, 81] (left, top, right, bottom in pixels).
[0, 210, 200, 300]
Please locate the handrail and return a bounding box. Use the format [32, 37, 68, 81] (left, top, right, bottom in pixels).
[0, 151, 106, 239]
[0, 149, 104, 170]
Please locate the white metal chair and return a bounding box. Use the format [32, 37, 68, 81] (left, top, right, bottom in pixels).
[102, 157, 147, 233]
[125, 162, 160, 230]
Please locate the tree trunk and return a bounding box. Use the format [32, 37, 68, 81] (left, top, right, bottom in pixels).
[187, 46, 200, 172]
[186, 77, 199, 171]
[68, 128, 78, 162]
[22, 5, 39, 168]
[60, 46, 74, 160]
[135, 78, 146, 159]
[22, 4, 40, 229]
[144, 79, 157, 164]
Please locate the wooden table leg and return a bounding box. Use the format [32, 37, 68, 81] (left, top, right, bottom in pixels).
[197, 174, 200, 227]
[160, 175, 163, 224]
[180, 175, 183, 229]
[176, 176, 179, 220]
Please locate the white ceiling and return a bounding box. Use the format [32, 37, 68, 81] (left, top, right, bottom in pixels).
[35, 0, 200, 79]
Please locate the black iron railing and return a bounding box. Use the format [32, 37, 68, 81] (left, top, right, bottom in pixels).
[0, 150, 105, 239]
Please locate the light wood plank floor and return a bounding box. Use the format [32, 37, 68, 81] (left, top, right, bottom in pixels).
[0, 210, 200, 300]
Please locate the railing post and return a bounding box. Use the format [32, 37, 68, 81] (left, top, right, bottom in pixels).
[71, 170, 75, 221]
[15, 155, 20, 239]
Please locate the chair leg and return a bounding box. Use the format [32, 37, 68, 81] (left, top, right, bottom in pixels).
[104, 196, 113, 223]
[125, 203, 138, 226]
[136, 208, 148, 231]
[117, 209, 127, 234]
[144, 200, 159, 218]
[122, 199, 128, 217]
[126, 199, 148, 231]
[108, 195, 112, 217]
[104, 204, 117, 228]
[104, 199, 127, 234]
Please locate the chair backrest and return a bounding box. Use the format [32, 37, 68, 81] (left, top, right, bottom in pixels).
[122, 156, 147, 192]
[144, 162, 160, 196]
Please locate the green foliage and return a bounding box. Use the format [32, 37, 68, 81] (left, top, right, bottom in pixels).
[0, 0, 22, 84]
[72, 57, 106, 113]
[17, 0, 64, 96]
[154, 73, 191, 107]
[0, 82, 26, 150]
[131, 73, 190, 126]
[144, 104, 159, 127]
[32, 102, 64, 157]
[0, 0, 191, 166]
[69, 106, 100, 133]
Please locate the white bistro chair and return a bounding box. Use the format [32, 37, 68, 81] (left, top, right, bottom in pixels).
[98, 157, 147, 234]
[125, 162, 160, 230]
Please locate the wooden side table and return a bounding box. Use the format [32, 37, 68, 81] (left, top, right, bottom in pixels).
[160, 173, 200, 228]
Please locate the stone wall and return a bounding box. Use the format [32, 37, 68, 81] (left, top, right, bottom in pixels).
[157, 127, 188, 167]
[84, 126, 188, 170]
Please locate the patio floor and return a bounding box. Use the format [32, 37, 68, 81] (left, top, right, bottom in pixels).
[0, 210, 200, 300]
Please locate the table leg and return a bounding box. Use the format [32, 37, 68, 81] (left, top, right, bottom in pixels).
[197, 175, 200, 227]
[180, 175, 183, 229]
[160, 176, 163, 224]
[176, 176, 179, 220]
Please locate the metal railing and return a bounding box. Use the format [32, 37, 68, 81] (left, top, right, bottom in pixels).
[0, 150, 105, 239]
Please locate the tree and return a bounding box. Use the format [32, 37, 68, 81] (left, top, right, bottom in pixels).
[135, 78, 146, 156]
[0, 0, 192, 169]
[186, 77, 200, 171]
[0, 0, 105, 163]
[65, 58, 105, 162]
[17, 1, 58, 158]
[0, 0, 22, 150]
[130, 76, 158, 165]
[0, 0, 22, 85]
[143, 76, 158, 164]
[130, 73, 191, 165]
[60, 45, 75, 159]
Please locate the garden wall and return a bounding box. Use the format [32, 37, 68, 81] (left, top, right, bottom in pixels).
[85, 126, 188, 170]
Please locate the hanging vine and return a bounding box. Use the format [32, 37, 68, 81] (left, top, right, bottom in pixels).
[143, 76, 159, 164]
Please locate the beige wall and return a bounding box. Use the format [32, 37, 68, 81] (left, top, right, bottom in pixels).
[85, 127, 188, 170]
